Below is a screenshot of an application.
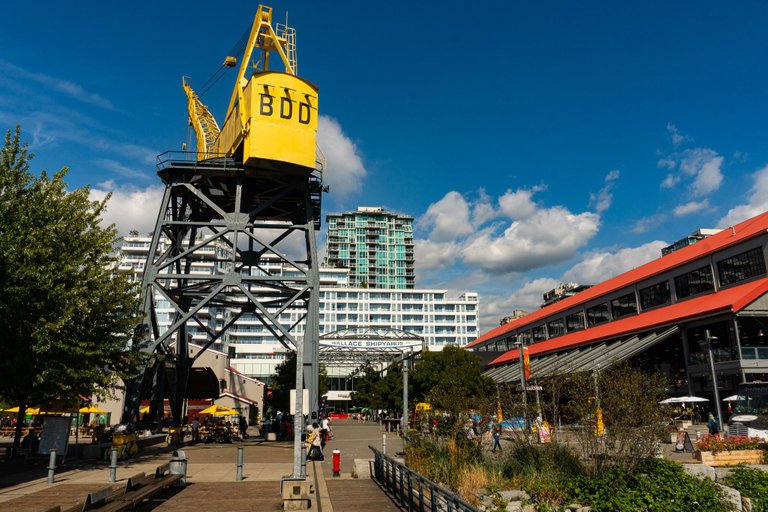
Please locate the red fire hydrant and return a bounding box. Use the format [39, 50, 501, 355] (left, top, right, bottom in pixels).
[332, 449, 340, 477]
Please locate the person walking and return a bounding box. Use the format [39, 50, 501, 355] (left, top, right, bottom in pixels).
[320, 416, 331, 448]
[707, 413, 720, 436]
[307, 422, 324, 461]
[239, 415, 249, 439]
[491, 421, 503, 452]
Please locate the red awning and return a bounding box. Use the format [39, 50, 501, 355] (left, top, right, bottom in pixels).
[488, 277, 768, 367]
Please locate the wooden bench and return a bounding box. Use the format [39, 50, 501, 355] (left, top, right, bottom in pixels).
[42, 464, 183, 512]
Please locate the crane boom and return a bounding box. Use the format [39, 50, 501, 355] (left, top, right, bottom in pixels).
[182, 77, 221, 159]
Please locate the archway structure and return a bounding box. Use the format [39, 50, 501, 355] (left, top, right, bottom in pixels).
[319, 327, 424, 366]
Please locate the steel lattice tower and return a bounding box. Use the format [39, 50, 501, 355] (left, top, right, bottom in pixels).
[122, 156, 322, 435]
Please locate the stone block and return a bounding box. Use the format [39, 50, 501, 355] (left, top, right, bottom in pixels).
[682, 463, 716, 480]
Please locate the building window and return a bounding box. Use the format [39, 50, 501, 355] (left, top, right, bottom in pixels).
[566, 312, 584, 332]
[547, 318, 565, 338]
[586, 303, 610, 326]
[639, 281, 671, 310]
[611, 292, 637, 319]
[532, 325, 546, 342]
[717, 247, 767, 287]
[675, 265, 715, 299]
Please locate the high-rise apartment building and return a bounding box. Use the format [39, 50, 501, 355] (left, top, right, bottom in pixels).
[325, 207, 415, 289]
[116, 234, 479, 383]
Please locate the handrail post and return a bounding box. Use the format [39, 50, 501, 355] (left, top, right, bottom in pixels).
[47, 449, 57, 484]
[109, 448, 118, 483]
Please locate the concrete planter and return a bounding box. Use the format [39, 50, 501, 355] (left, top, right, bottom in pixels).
[697, 449, 764, 466]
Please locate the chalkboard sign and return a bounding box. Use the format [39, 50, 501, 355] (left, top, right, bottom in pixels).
[682, 432, 695, 453]
[38, 416, 71, 457]
[675, 431, 696, 453]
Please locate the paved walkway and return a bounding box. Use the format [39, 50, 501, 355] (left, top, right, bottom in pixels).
[0, 419, 404, 511]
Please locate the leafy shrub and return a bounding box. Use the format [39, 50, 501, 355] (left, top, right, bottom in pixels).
[564, 458, 732, 511]
[500, 441, 583, 479]
[697, 435, 763, 453]
[723, 467, 768, 512]
[493, 441, 583, 506]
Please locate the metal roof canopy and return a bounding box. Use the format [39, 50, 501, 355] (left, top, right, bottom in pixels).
[319, 327, 424, 369]
[488, 326, 680, 384]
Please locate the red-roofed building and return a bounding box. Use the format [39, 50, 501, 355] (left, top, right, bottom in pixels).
[468, 211, 768, 401]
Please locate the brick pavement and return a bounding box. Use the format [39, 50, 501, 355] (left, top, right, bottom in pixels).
[0, 419, 404, 511]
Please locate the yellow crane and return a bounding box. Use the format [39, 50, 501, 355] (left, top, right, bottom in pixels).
[182, 4, 320, 172]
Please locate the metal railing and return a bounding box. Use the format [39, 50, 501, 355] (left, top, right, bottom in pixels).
[368, 446, 480, 512]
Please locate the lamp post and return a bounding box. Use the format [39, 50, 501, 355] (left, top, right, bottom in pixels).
[402, 359, 409, 440]
[519, 342, 528, 433]
[699, 330, 724, 432]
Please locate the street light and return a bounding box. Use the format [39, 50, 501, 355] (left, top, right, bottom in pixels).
[698, 330, 724, 432]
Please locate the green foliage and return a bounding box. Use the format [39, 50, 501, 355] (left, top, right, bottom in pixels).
[561, 363, 670, 472]
[349, 367, 382, 409]
[348, 363, 406, 413]
[564, 458, 732, 512]
[405, 435, 485, 487]
[267, 351, 328, 413]
[500, 441, 583, 480]
[722, 467, 768, 512]
[0, 126, 140, 408]
[411, 345, 496, 417]
[499, 442, 584, 505]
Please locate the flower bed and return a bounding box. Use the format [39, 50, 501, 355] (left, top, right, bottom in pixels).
[696, 435, 766, 466]
[697, 435, 762, 452]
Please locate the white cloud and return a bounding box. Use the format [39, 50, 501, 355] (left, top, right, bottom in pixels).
[479, 278, 559, 329]
[475, 240, 667, 331]
[471, 189, 496, 227]
[92, 158, 152, 180]
[666, 122, 692, 148]
[419, 191, 474, 242]
[0, 59, 117, 111]
[691, 156, 723, 196]
[414, 239, 459, 271]
[590, 169, 620, 213]
[498, 187, 542, 220]
[90, 183, 165, 235]
[673, 200, 710, 217]
[417, 188, 601, 275]
[659, 147, 723, 197]
[632, 214, 666, 234]
[658, 157, 676, 171]
[317, 115, 367, 198]
[718, 164, 768, 228]
[462, 207, 600, 273]
[562, 241, 668, 284]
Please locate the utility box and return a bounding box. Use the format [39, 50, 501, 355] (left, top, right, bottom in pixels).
[169, 450, 187, 486]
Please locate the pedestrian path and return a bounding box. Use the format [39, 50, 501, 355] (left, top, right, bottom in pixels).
[0, 419, 404, 511]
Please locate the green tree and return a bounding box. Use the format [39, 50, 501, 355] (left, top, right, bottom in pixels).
[563, 363, 669, 473]
[350, 367, 383, 410]
[411, 346, 496, 423]
[267, 351, 328, 414]
[0, 126, 140, 457]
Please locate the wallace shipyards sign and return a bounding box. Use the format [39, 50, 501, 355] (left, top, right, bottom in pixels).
[319, 339, 422, 349]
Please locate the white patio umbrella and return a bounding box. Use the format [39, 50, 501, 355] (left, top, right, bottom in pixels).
[659, 397, 685, 404]
[722, 395, 741, 402]
[678, 396, 709, 402]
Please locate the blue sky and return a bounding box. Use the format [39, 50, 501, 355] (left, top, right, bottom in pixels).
[3, 1, 768, 333]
